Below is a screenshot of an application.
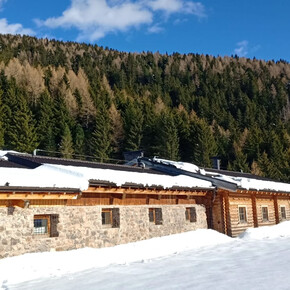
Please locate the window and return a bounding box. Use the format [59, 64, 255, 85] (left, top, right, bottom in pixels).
[101, 208, 120, 228]
[34, 214, 59, 237]
[262, 206, 269, 221]
[281, 206, 287, 220]
[149, 208, 163, 225]
[185, 207, 197, 223]
[238, 206, 247, 223]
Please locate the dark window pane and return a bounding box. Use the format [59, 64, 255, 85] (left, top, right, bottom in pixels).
[149, 209, 154, 222]
[34, 218, 48, 234]
[190, 207, 197, 222]
[155, 208, 163, 225]
[112, 208, 120, 228]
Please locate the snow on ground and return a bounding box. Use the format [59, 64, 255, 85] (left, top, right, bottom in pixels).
[2, 222, 290, 290]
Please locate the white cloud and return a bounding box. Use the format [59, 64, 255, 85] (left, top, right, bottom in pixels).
[41, 0, 152, 42]
[147, 0, 206, 17]
[234, 40, 248, 57]
[0, 18, 34, 35]
[148, 24, 163, 34]
[40, 0, 206, 41]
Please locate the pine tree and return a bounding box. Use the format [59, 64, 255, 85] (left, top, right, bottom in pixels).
[156, 111, 179, 160]
[0, 88, 4, 148]
[123, 101, 143, 151]
[36, 91, 56, 152]
[74, 123, 85, 157]
[228, 142, 249, 173]
[91, 104, 113, 162]
[189, 116, 217, 167]
[109, 104, 124, 159]
[60, 124, 74, 159]
[257, 151, 283, 180]
[7, 94, 38, 153]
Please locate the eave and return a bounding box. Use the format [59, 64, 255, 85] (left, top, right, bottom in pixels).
[0, 186, 80, 200]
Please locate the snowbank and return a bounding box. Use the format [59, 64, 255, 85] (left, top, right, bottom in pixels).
[239, 221, 290, 240]
[0, 229, 231, 285]
[2, 223, 290, 288]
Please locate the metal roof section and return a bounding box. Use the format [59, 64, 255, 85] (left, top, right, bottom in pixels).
[204, 167, 277, 182]
[138, 157, 238, 192]
[4, 153, 166, 175]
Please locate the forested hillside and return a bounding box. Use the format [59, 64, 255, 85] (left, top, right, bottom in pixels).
[0, 34, 289, 181]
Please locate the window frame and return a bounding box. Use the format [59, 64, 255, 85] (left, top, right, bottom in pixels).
[238, 206, 247, 224]
[101, 208, 120, 228]
[33, 214, 59, 237]
[280, 206, 287, 220]
[261, 206, 269, 222]
[185, 207, 197, 223]
[34, 215, 50, 236]
[149, 208, 163, 225]
[102, 208, 113, 227]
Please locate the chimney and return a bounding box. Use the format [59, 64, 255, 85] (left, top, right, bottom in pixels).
[211, 157, 221, 170]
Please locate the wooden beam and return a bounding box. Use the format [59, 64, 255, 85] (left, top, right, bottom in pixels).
[273, 196, 279, 224]
[223, 192, 231, 236]
[251, 193, 258, 227]
[0, 193, 78, 200]
[84, 186, 207, 196]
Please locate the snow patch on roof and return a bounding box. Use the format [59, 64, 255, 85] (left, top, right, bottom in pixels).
[212, 174, 290, 192]
[0, 150, 23, 157]
[0, 162, 213, 190]
[153, 157, 200, 173]
[51, 164, 213, 189]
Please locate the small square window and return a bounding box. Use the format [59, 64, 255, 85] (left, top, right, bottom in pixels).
[281, 206, 287, 220]
[149, 208, 163, 225]
[262, 206, 269, 221]
[34, 214, 59, 237]
[101, 208, 120, 228]
[185, 207, 197, 222]
[34, 216, 49, 235]
[33, 214, 59, 237]
[238, 206, 247, 223]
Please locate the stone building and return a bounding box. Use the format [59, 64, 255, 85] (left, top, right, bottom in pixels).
[0, 152, 290, 258]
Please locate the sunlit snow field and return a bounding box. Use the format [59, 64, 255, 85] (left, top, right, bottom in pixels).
[1, 222, 290, 290]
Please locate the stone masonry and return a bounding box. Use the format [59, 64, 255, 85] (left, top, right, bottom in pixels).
[0, 204, 207, 258]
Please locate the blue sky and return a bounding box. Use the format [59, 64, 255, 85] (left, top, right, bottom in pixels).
[0, 0, 289, 61]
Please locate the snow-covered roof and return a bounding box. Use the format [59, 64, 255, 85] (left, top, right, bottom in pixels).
[0, 152, 213, 191]
[151, 158, 290, 193]
[0, 151, 289, 193]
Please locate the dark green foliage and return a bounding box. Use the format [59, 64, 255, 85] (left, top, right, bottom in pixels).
[156, 111, 179, 160]
[0, 89, 4, 148]
[7, 94, 38, 153]
[0, 34, 288, 181]
[91, 104, 113, 162]
[60, 124, 74, 159]
[36, 91, 56, 151]
[189, 116, 217, 167]
[123, 101, 143, 151]
[74, 123, 85, 157]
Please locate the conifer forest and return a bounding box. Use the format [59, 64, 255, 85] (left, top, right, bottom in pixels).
[0, 34, 289, 181]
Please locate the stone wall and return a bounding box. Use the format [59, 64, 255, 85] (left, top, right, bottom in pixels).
[0, 204, 207, 258]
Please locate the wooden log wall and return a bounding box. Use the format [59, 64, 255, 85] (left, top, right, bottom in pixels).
[277, 198, 290, 222]
[213, 189, 290, 237]
[256, 197, 276, 226]
[227, 194, 254, 237]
